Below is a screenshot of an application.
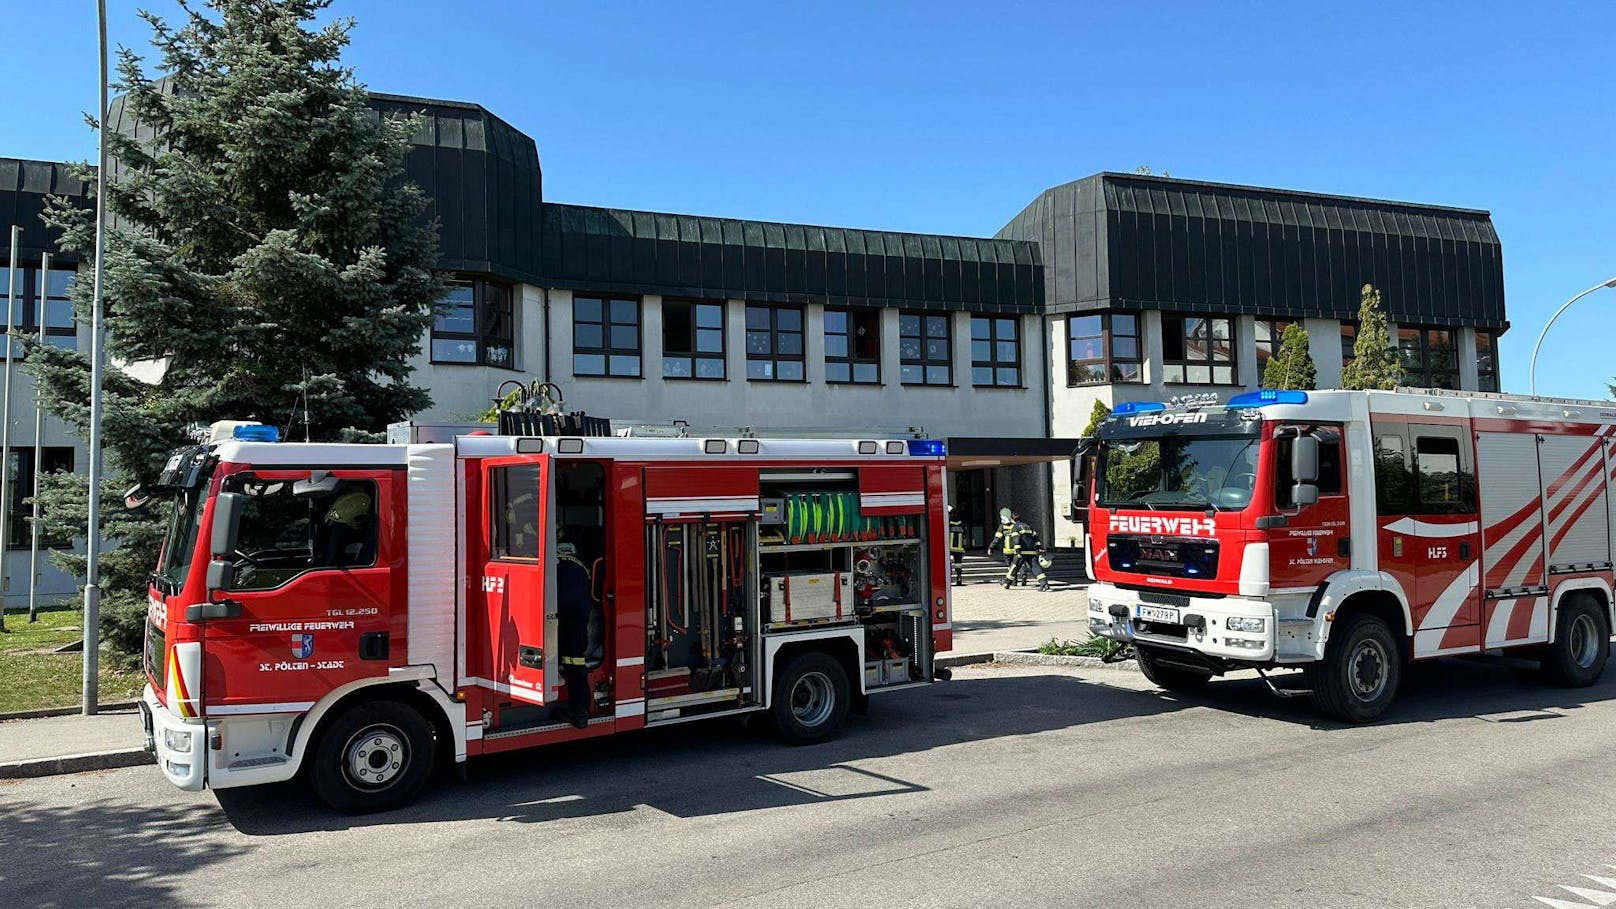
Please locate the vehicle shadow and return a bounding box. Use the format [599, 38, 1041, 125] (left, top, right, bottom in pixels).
[1132, 652, 1616, 729]
[216, 671, 1183, 835]
[0, 798, 247, 906]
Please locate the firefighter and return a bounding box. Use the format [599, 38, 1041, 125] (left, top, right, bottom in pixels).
[1020, 525, 1051, 591]
[999, 512, 1032, 589]
[948, 507, 966, 586]
[988, 509, 1018, 568]
[551, 542, 596, 729]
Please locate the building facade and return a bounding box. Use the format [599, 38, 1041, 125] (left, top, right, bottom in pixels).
[0, 91, 1508, 607]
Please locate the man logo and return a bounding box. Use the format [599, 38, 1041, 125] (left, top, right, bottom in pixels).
[291, 633, 315, 660]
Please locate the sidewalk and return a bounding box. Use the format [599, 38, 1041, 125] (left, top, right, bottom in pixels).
[0, 584, 1087, 779]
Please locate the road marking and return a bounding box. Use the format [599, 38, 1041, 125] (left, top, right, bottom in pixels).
[1523, 864, 1616, 908]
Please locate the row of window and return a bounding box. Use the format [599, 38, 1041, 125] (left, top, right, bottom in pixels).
[1, 266, 78, 357]
[3, 447, 74, 549]
[571, 298, 1023, 388]
[1068, 311, 1499, 391]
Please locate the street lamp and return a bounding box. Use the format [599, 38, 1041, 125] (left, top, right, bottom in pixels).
[1529, 277, 1616, 397]
[82, 0, 110, 715]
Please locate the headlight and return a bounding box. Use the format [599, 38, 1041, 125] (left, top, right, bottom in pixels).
[164, 728, 193, 752]
[166, 760, 191, 777]
[1226, 617, 1266, 633]
[1223, 637, 1264, 650]
[1088, 601, 1104, 614]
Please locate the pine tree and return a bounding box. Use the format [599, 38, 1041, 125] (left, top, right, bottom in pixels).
[1263, 323, 1318, 390]
[1082, 399, 1112, 436]
[1339, 284, 1402, 390]
[28, 0, 441, 660]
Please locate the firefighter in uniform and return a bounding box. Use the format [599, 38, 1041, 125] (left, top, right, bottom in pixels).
[999, 512, 1031, 588]
[552, 542, 598, 729]
[1018, 525, 1052, 591]
[988, 509, 1018, 569]
[948, 507, 966, 586]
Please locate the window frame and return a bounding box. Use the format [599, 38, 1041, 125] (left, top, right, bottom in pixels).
[1396, 325, 1459, 389]
[219, 473, 382, 590]
[899, 310, 953, 387]
[1371, 423, 1475, 515]
[4, 446, 74, 549]
[1339, 321, 1359, 369]
[1067, 312, 1142, 386]
[1273, 425, 1344, 508]
[744, 303, 806, 382]
[1254, 318, 1297, 388]
[429, 277, 516, 369]
[824, 307, 882, 385]
[1162, 314, 1238, 386]
[970, 316, 1023, 388]
[573, 295, 643, 378]
[661, 299, 727, 381]
[2, 264, 78, 358]
[490, 463, 545, 562]
[1475, 330, 1500, 393]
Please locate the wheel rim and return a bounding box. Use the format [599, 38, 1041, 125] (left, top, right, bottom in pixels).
[1347, 637, 1390, 702]
[1569, 613, 1600, 670]
[790, 671, 836, 728]
[342, 723, 409, 791]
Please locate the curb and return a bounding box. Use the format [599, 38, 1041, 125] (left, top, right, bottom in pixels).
[0, 701, 141, 723]
[986, 651, 1140, 672]
[935, 651, 998, 669]
[0, 748, 151, 780]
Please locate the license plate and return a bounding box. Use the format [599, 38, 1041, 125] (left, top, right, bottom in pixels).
[1136, 604, 1180, 624]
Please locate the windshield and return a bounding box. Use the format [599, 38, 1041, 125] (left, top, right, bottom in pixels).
[1099, 433, 1261, 510]
[156, 488, 206, 593]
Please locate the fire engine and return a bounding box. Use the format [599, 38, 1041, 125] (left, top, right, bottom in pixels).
[137, 414, 952, 812]
[1079, 388, 1615, 722]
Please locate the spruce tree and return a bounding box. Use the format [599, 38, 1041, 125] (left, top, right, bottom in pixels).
[1263, 323, 1318, 390]
[1081, 399, 1112, 436]
[1339, 284, 1402, 390]
[28, 0, 441, 659]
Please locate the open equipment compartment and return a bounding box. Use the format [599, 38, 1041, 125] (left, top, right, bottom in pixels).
[756, 468, 933, 690]
[644, 518, 760, 720]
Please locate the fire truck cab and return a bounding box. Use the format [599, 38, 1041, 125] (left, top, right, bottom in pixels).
[139, 420, 951, 812]
[1081, 388, 1614, 722]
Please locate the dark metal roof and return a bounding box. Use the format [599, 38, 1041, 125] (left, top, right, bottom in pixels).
[0, 158, 91, 263]
[539, 202, 1043, 313]
[997, 172, 1507, 330]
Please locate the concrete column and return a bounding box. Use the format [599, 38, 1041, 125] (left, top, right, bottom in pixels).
[1236, 314, 1260, 389]
[640, 294, 664, 381]
[804, 302, 826, 384]
[1308, 318, 1344, 389]
[1457, 326, 1480, 391]
[880, 307, 902, 387]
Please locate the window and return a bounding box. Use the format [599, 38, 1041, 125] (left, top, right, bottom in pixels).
[971, 317, 1021, 387]
[825, 308, 880, 384]
[1274, 426, 1343, 507]
[1476, 330, 1499, 392]
[1397, 326, 1458, 389]
[1415, 435, 1471, 511]
[1371, 425, 1475, 514]
[1255, 319, 1295, 387]
[1, 264, 77, 357]
[899, 311, 951, 386]
[1162, 315, 1236, 385]
[744, 304, 805, 381]
[491, 464, 543, 560]
[4, 447, 73, 548]
[223, 476, 379, 590]
[573, 296, 642, 377]
[1372, 431, 1411, 514]
[1067, 312, 1141, 385]
[429, 278, 514, 368]
[1339, 322, 1359, 368]
[662, 300, 726, 380]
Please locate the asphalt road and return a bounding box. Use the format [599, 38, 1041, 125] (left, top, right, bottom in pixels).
[3, 658, 1615, 909]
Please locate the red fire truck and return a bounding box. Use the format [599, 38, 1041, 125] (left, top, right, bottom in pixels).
[1081, 388, 1614, 722]
[138, 419, 952, 811]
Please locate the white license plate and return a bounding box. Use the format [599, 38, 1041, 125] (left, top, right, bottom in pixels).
[1136, 605, 1180, 624]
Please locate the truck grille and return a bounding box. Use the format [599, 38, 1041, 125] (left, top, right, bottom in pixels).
[1108, 536, 1219, 579]
[144, 621, 166, 685]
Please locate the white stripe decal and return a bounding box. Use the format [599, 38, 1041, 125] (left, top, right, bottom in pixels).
[1485, 598, 1517, 648]
[615, 700, 646, 718]
[616, 656, 646, 668]
[465, 723, 484, 741]
[1413, 562, 1479, 656]
[1386, 517, 1480, 538]
[646, 495, 760, 516]
[205, 701, 316, 716]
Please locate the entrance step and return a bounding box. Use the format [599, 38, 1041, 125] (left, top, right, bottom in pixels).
[955, 549, 1089, 588]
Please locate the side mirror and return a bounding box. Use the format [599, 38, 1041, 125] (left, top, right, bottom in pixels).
[123, 484, 152, 511]
[206, 558, 237, 592]
[1070, 451, 1092, 524]
[1291, 482, 1320, 507]
[210, 491, 245, 558]
[1291, 435, 1320, 485]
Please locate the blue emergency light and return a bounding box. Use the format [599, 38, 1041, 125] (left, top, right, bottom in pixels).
[1227, 390, 1309, 408]
[233, 424, 281, 443]
[907, 439, 947, 457]
[1110, 401, 1167, 417]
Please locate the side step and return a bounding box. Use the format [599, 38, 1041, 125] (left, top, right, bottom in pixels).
[1256, 668, 1311, 699]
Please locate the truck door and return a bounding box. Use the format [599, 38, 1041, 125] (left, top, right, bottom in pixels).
[1268, 425, 1350, 590]
[482, 455, 556, 705]
[1373, 422, 1482, 657]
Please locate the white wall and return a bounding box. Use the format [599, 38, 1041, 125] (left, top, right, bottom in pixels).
[411, 282, 548, 422]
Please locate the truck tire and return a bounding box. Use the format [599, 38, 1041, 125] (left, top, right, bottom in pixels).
[1306, 613, 1401, 723]
[1541, 596, 1609, 688]
[1134, 644, 1212, 692]
[309, 700, 436, 814]
[769, 651, 851, 744]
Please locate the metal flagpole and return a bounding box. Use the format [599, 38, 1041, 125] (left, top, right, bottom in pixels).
[82, 0, 109, 713]
[1, 224, 20, 634]
[28, 252, 50, 623]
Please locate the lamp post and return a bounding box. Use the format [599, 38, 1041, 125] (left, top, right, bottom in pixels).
[1530, 277, 1616, 397]
[82, 0, 109, 715]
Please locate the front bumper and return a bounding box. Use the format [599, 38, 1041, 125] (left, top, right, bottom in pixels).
[1088, 582, 1276, 662]
[143, 684, 206, 792]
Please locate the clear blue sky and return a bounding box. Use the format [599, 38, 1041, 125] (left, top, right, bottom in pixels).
[2, 1, 1612, 398]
